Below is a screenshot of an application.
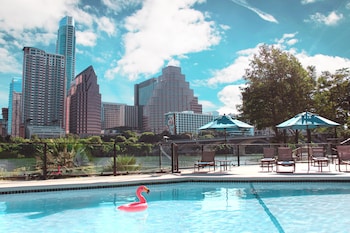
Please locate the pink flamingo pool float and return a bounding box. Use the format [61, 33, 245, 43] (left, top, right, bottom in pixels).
[117, 185, 150, 212]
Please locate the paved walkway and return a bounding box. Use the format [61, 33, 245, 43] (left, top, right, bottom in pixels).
[1, 161, 350, 193]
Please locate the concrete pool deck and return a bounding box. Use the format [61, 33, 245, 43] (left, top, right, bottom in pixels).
[1, 162, 350, 193]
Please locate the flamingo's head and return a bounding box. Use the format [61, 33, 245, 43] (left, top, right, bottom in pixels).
[138, 185, 150, 194]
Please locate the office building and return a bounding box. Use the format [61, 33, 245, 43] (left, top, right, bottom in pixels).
[7, 78, 22, 136]
[165, 111, 216, 135]
[56, 16, 76, 94]
[102, 102, 139, 131]
[22, 47, 66, 137]
[1, 108, 8, 137]
[102, 102, 126, 130]
[68, 66, 101, 136]
[136, 66, 202, 133]
[10, 92, 22, 137]
[134, 78, 157, 129]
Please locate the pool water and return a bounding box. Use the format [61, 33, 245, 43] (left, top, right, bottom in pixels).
[1, 182, 350, 233]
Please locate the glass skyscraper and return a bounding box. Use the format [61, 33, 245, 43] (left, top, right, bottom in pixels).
[56, 16, 76, 94]
[7, 78, 22, 136]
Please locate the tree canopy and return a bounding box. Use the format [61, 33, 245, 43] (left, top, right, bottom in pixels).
[238, 45, 314, 135]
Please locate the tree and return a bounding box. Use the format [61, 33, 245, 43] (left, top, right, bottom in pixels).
[313, 68, 350, 136]
[138, 132, 159, 143]
[238, 45, 314, 136]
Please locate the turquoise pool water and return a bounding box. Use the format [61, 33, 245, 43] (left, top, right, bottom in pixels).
[1, 182, 350, 233]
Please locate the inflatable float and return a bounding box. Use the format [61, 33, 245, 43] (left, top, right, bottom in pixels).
[117, 185, 150, 212]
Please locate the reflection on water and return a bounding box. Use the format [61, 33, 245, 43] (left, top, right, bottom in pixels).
[1, 182, 350, 233]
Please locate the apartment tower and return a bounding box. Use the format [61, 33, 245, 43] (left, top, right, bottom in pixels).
[56, 16, 76, 94]
[22, 47, 65, 134]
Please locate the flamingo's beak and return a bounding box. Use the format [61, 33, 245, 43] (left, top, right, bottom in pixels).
[144, 187, 150, 194]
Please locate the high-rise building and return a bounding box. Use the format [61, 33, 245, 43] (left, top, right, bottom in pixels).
[1, 108, 8, 137]
[102, 102, 126, 129]
[134, 78, 157, 130]
[136, 66, 202, 133]
[165, 111, 216, 135]
[102, 102, 139, 131]
[7, 78, 22, 136]
[22, 47, 66, 136]
[56, 16, 76, 94]
[68, 66, 101, 136]
[134, 78, 157, 106]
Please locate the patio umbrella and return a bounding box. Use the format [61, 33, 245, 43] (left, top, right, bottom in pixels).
[276, 111, 340, 143]
[198, 114, 254, 141]
[277, 111, 340, 172]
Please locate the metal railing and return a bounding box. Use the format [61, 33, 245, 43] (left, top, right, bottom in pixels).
[0, 141, 341, 180]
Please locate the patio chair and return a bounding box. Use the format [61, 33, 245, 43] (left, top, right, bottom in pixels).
[276, 147, 295, 173]
[310, 146, 329, 172]
[260, 147, 276, 172]
[194, 151, 216, 171]
[336, 145, 350, 172]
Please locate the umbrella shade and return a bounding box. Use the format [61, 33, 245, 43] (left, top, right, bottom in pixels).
[276, 112, 340, 130]
[198, 115, 254, 130]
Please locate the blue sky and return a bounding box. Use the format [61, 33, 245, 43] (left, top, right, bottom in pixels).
[1, 0, 350, 118]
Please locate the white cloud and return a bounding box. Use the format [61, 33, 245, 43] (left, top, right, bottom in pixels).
[167, 59, 181, 67]
[199, 100, 216, 111]
[306, 11, 343, 26]
[207, 55, 251, 87]
[0, 0, 79, 32]
[101, 0, 142, 13]
[296, 52, 350, 75]
[76, 30, 98, 47]
[0, 48, 21, 74]
[301, 0, 320, 4]
[231, 0, 278, 23]
[96, 16, 117, 37]
[217, 84, 245, 115]
[105, 0, 222, 80]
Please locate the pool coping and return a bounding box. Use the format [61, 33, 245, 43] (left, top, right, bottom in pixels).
[2, 168, 350, 194]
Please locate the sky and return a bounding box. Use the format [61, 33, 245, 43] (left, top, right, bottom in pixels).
[1, 0, 350, 118]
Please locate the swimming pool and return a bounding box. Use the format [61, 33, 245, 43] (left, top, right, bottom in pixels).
[1, 182, 350, 233]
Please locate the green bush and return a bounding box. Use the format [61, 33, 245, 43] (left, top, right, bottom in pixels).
[103, 155, 140, 172]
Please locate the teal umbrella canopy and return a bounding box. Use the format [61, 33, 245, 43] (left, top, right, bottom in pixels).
[276, 112, 340, 130]
[198, 115, 253, 131]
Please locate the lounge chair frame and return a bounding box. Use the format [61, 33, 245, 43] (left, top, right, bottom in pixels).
[260, 147, 276, 172]
[310, 146, 329, 172]
[276, 147, 295, 173]
[194, 151, 216, 171]
[336, 145, 350, 172]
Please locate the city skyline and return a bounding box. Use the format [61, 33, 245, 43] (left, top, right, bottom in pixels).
[1, 0, 350, 117]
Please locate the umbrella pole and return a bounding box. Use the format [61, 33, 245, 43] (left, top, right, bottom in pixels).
[307, 142, 310, 172]
[224, 128, 227, 143]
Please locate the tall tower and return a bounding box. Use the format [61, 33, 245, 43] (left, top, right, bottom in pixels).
[57, 16, 76, 94]
[7, 78, 22, 136]
[22, 47, 65, 133]
[67, 66, 101, 136]
[138, 66, 202, 133]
